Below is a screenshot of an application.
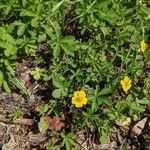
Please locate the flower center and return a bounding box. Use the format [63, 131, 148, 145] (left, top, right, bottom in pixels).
[125, 82, 129, 87]
[76, 96, 82, 103]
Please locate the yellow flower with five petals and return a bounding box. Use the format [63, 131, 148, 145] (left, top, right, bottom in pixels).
[120, 76, 132, 93]
[71, 90, 87, 108]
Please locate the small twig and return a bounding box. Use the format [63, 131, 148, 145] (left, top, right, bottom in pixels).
[81, 139, 88, 150]
[0, 114, 35, 126]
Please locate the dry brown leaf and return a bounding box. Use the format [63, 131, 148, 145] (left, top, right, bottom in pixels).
[131, 117, 148, 137]
[43, 115, 64, 131]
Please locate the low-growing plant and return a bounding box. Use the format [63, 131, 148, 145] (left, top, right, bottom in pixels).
[0, 0, 150, 149]
[60, 132, 80, 150]
[30, 67, 44, 80]
[46, 139, 59, 150]
[8, 107, 23, 121]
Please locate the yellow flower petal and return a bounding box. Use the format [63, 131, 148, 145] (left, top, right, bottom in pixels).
[120, 80, 124, 86]
[79, 90, 86, 97]
[71, 97, 77, 105]
[82, 97, 87, 105]
[124, 76, 131, 83]
[75, 103, 83, 108]
[74, 91, 79, 97]
[140, 39, 148, 53]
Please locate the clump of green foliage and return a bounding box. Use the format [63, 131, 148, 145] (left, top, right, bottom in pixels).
[8, 107, 23, 121]
[0, 0, 150, 149]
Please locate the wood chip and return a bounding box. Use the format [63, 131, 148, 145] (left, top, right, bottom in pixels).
[131, 117, 148, 137]
[0, 114, 35, 126]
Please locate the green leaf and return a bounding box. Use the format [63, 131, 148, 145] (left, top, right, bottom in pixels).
[99, 96, 112, 106]
[60, 132, 66, 138]
[11, 77, 31, 100]
[5, 5, 11, 15]
[17, 24, 26, 36]
[52, 0, 65, 13]
[47, 140, 58, 150]
[38, 33, 46, 42]
[0, 71, 4, 86]
[8, 107, 23, 121]
[7, 23, 16, 33]
[0, 40, 6, 48]
[81, 44, 89, 49]
[31, 17, 39, 27]
[99, 87, 112, 96]
[20, 10, 36, 17]
[100, 26, 110, 36]
[66, 141, 71, 150]
[3, 80, 11, 92]
[61, 36, 75, 43]
[4, 43, 17, 56]
[67, 138, 80, 148]
[137, 99, 150, 105]
[2, 34, 15, 44]
[43, 74, 52, 81]
[37, 3, 43, 15]
[59, 36, 77, 56]
[100, 130, 109, 144]
[22, 0, 27, 7]
[53, 44, 61, 58]
[42, 25, 53, 37]
[39, 104, 49, 114]
[4, 60, 15, 75]
[52, 89, 62, 98]
[130, 103, 144, 114]
[34, 74, 41, 80]
[52, 77, 63, 89]
[38, 117, 49, 133]
[91, 100, 99, 112]
[60, 43, 74, 56]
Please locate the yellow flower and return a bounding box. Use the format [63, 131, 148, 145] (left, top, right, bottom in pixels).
[116, 117, 131, 126]
[140, 39, 148, 53]
[120, 76, 132, 93]
[71, 90, 87, 108]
